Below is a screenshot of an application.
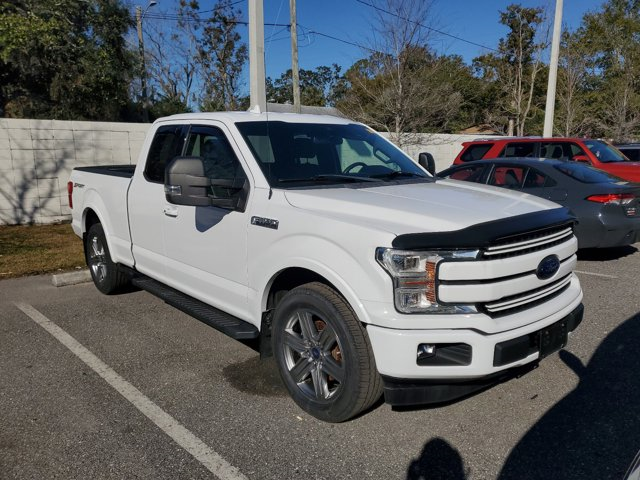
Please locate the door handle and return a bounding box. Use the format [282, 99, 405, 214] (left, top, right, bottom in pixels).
[163, 205, 178, 218]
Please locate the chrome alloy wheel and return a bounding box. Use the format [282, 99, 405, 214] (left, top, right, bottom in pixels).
[281, 309, 345, 401]
[87, 234, 108, 283]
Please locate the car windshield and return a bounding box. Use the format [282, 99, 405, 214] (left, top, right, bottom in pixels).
[583, 140, 630, 163]
[554, 162, 627, 184]
[235, 121, 430, 187]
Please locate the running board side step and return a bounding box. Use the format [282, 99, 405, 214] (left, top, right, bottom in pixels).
[131, 276, 259, 340]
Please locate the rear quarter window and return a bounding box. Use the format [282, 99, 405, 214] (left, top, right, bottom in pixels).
[460, 144, 493, 162]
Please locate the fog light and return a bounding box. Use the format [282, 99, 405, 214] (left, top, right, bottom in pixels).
[417, 344, 436, 360]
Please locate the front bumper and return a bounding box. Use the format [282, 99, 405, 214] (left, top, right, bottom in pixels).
[366, 289, 584, 405]
[380, 303, 583, 406]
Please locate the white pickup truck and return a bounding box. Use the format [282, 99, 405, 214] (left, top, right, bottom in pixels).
[69, 112, 584, 422]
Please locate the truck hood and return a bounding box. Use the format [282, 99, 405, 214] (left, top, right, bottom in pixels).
[600, 162, 640, 182]
[283, 179, 557, 236]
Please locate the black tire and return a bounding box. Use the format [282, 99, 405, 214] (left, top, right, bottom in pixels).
[272, 282, 383, 422]
[84, 223, 129, 295]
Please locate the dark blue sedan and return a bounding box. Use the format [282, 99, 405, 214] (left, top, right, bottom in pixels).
[438, 158, 640, 249]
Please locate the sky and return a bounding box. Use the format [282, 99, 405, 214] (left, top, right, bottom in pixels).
[137, 0, 607, 81]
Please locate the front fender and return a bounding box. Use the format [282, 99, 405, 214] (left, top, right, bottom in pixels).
[251, 234, 393, 325]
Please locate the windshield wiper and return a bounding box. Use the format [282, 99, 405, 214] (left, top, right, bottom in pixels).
[276, 174, 380, 183]
[371, 171, 429, 180]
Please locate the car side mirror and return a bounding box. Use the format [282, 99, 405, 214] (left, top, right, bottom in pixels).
[572, 154, 590, 164]
[165, 156, 211, 206]
[418, 152, 436, 175]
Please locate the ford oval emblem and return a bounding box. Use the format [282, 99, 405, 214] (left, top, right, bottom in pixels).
[536, 255, 560, 280]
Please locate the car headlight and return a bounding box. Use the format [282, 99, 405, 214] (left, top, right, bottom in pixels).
[376, 247, 479, 314]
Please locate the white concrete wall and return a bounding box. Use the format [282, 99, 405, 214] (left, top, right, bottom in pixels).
[379, 133, 480, 172]
[0, 118, 150, 225]
[0, 118, 477, 225]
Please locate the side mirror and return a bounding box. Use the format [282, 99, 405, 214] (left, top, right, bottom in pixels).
[165, 156, 211, 206]
[418, 152, 436, 175]
[572, 154, 590, 164]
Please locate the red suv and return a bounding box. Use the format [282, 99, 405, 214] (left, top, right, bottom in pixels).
[453, 137, 640, 182]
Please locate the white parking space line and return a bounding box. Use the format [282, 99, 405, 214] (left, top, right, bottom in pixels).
[14, 302, 249, 480]
[574, 270, 618, 279]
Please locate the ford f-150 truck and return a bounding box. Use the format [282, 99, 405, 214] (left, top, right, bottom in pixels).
[69, 112, 584, 422]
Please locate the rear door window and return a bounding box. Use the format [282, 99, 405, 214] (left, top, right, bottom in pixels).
[539, 142, 577, 160]
[460, 144, 493, 162]
[500, 142, 537, 158]
[488, 165, 527, 189]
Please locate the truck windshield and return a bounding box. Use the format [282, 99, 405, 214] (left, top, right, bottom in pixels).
[235, 121, 430, 187]
[583, 140, 630, 163]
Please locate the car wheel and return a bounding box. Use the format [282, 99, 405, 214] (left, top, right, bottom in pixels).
[85, 223, 129, 294]
[272, 282, 382, 422]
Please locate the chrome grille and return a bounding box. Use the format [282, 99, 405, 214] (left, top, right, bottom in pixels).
[482, 225, 573, 259]
[482, 274, 572, 317]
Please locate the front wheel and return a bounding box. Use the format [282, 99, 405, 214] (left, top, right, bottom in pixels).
[85, 223, 129, 294]
[272, 282, 382, 422]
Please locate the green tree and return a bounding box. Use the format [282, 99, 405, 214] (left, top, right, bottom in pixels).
[266, 64, 346, 107]
[554, 30, 592, 136]
[578, 0, 640, 141]
[0, 0, 134, 120]
[473, 4, 547, 135]
[338, 0, 462, 147]
[196, 0, 248, 111]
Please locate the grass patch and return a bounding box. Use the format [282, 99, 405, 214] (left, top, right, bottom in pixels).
[0, 224, 85, 279]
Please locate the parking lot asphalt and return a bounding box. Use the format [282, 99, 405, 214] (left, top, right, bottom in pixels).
[1, 244, 639, 480]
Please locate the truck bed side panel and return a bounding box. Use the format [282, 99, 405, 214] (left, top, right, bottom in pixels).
[70, 169, 134, 267]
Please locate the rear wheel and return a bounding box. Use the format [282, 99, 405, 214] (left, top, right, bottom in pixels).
[85, 223, 129, 294]
[272, 282, 382, 422]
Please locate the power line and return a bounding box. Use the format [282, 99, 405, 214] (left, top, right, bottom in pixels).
[140, 11, 290, 29]
[302, 28, 379, 53]
[354, 0, 499, 53]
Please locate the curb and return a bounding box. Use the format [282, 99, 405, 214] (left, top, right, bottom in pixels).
[52, 270, 92, 287]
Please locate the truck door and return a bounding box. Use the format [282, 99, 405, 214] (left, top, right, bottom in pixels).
[162, 123, 252, 320]
[129, 124, 188, 282]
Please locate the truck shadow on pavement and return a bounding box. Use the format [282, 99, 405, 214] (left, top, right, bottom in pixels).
[403, 312, 639, 479]
[498, 311, 640, 479]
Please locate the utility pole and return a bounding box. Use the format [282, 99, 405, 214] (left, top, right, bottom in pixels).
[249, 0, 267, 112]
[543, 0, 563, 137]
[290, 0, 301, 113]
[136, 1, 157, 122]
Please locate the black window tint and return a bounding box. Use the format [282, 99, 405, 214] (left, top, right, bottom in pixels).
[184, 125, 246, 181]
[235, 121, 426, 186]
[500, 142, 536, 158]
[446, 165, 486, 183]
[540, 142, 574, 160]
[460, 144, 493, 162]
[554, 163, 626, 184]
[618, 147, 640, 162]
[145, 125, 185, 183]
[185, 125, 247, 200]
[488, 166, 526, 189]
[522, 168, 556, 188]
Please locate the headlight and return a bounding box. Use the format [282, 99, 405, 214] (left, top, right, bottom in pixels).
[376, 247, 479, 314]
